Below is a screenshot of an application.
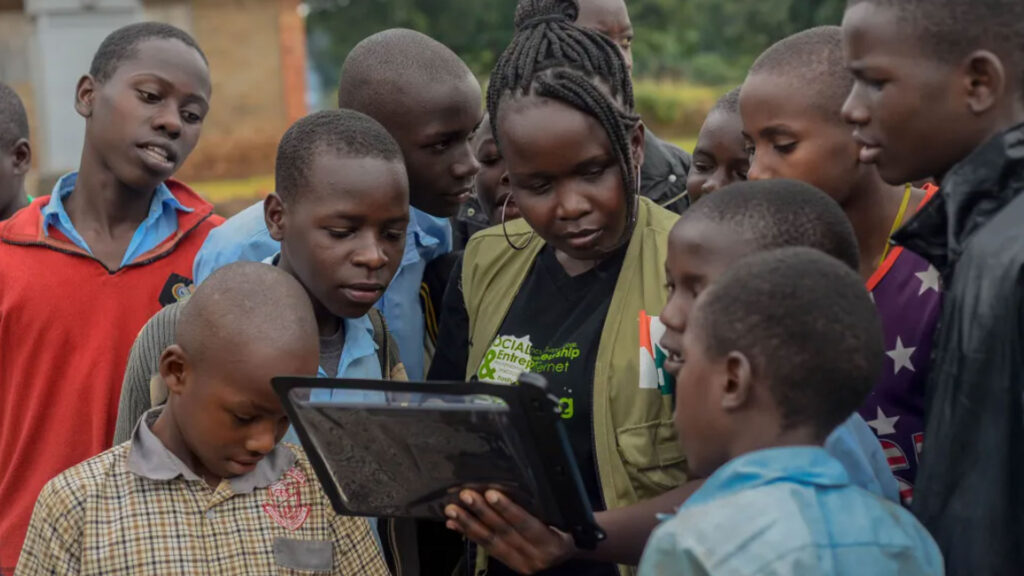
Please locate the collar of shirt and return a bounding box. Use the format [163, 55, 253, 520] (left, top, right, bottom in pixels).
[41, 171, 193, 267]
[261, 252, 381, 381]
[316, 314, 379, 379]
[380, 207, 452, 381]
[406, 206, 452, 265]
[126, 407, 297, 494]
[684, 446, 849, 510]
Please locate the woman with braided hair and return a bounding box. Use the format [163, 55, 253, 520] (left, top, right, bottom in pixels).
[428, 1, 693, 573]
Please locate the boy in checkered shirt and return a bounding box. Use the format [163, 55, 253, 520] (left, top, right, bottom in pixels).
[15, 263, 388, 576]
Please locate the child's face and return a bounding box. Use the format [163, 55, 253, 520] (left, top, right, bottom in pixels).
[686, 110, 749, 203]
[672, 312, 733, 478]
[497, 97, 639, 263]
[270, 155, 409, 319]
[576, 0, 635, 73]
[741, 74, 866, 205]
[660, 217, 751, 379]
[171, 337, 318, 480]
[79, 38, 210, 193]
[472, 118, 518, 224]
[381, 76, 482, 218]
[841, 2, 984, 184]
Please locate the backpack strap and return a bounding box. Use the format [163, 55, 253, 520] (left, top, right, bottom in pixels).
[368, 308, 405, 379]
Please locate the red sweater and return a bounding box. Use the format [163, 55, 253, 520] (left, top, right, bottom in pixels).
[0, 180, 223, 570]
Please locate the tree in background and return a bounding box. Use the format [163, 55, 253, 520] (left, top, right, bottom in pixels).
[662, 0, 844, 84]
[303, 0, 844, 139]
[305, 0, 517, 100]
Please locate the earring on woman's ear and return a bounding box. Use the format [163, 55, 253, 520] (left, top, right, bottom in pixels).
[502, 193, 533, 250]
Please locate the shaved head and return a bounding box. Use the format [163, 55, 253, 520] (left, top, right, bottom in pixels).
[748, 26, 852, 120]
[685, 179, 860, 271]
[337, 28, 476, 118]
[177, 262, 317, 370]
[160, 262, 319, 483]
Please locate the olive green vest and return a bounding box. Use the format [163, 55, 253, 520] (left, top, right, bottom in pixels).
[463, 196, 688, 521]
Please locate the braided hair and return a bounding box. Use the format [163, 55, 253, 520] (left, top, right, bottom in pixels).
[487, 0, 642, 248]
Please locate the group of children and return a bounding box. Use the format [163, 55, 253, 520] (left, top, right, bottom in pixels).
[0, 0, 1022, 574]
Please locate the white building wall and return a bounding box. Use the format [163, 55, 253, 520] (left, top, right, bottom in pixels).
[26, 0, 142, 175]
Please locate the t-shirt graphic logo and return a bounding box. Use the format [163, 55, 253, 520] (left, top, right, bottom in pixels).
[262, 467, 311, 531]
[639, 311, 673, 394]
[477, 335, 534, 383]
[158, 272, 193, 307]
[558, 397, 574, 419]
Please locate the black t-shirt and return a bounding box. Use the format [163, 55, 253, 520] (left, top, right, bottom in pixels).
[430, 246, 625, 576]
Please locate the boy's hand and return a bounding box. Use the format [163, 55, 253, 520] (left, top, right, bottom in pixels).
[445, 489, 576, 574]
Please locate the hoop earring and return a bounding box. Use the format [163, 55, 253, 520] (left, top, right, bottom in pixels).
[502, 193, 533, 251]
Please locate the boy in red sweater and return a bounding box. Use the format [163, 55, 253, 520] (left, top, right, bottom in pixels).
[0, 22, 221, 571]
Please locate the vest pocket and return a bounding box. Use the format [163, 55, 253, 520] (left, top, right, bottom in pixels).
[615, 420, 688, 494]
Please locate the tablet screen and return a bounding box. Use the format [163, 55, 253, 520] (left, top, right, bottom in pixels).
[285, 386, 542, 519]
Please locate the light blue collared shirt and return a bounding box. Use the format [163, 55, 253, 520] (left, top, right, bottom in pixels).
[192, 200, 451, 380]
[826, 413, 900, 502]
[638, 447, 944, 576]
[378, 208, 452, 381]
[266, 262, 384, 541]
[281, 313, 385, 441]
[41, 172, 191, 267]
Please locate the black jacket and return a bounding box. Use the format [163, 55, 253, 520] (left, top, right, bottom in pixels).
[894, 122, 1024, 576]
[452, 196, 489, 251]
[640, 129, 691, 214]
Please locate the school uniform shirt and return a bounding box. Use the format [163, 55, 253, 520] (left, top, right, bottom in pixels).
[42, 172, 190, 267]
[863, 236, 941, 506]
[0, 175, 222, 572]
[192, 199, 452, 380]
[637, 447, 943, 576]
[15, 408, 388, 576]
[257, 252, 388, 445]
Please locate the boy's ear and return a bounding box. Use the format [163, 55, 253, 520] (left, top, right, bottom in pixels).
[12, 139, 31, 175]
[264, 193, 287, 242]
[159, 344, 190, 397]
[74, 75, 97, 119]
[720, 350, 754, 411]
[962, 50, 1006, 115]
[631, 122, 646, 172]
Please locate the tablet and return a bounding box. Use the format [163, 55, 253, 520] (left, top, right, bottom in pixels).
[273, 373, 606, 549]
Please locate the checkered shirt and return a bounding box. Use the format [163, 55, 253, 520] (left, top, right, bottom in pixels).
[15, 409, 388, 575]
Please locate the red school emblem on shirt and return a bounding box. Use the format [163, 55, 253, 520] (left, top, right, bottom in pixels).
[262, 467, 311, 531]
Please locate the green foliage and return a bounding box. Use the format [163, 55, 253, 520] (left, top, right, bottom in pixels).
[634, 80, 724, 136]
[305, 0, 517, 98]
[303, 0, 847, 132]
[305, 0, 847, 93]
[639, 0, 845, 81]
